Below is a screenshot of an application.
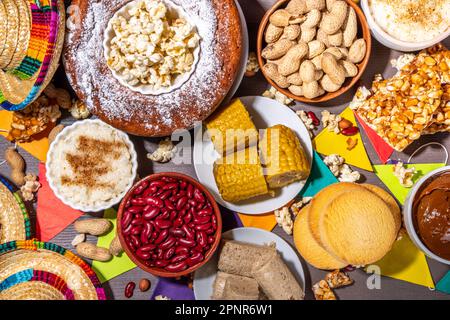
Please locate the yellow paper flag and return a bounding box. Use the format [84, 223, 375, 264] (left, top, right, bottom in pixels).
[92, 208, 136, 283]
[0, 110, 49, 162]
[369, 235, 434, 288]
[314, 107, 373, 172]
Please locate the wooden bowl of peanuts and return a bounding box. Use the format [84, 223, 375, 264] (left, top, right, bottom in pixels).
[257, 0, 371, 103]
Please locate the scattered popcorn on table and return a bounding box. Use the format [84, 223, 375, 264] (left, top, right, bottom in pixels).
[147, 138, 177, 163]
[325, 270, 354, 289]
[290, 197, 312, 216]
[390, 54, 415, 71]
[323, 154, 345, 176]
[349, 86, 371, 110]
[20, 174, 41, 201]
[296, 110, 315, 137]
[245, 52, 260, 77]
[324, 154, 360, 182]
[339, 164, 360, 183]
[155, 295, 171, 300]
[393, 161, 416, 187]
[107, 0, 200, 89]
[313, 280, 336, 300]
[69, 100, 90, 119]
[274, 206, 294, 235]
[262, 86, 294, 106]
[71, 233, 86, 247]
[321, 110, 341, 134]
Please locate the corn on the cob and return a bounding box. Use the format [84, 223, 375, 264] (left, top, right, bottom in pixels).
[213, 146, 270, 203]
[259, 124, 310, 188]
[206, 99, 258, 155]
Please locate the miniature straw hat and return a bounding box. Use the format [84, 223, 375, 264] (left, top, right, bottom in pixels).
[0, 177, 30, 244]
[0, 0, 65, 111]
[0, 240, 106, 300]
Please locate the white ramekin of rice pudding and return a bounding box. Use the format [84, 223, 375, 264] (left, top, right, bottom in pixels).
[361, 0, 450, 51]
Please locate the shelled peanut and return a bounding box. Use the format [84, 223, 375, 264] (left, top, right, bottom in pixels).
[261, 0, 367, 99]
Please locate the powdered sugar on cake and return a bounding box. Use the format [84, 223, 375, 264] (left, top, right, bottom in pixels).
[64, 0, 233, 134]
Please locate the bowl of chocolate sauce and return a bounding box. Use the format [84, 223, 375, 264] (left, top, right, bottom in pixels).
[404, 166, 450, 265]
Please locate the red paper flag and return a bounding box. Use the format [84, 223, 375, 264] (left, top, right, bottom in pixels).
[36, 163, 83, 241]
[354, 112, 394, 164]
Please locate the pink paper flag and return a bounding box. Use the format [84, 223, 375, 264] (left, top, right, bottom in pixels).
[354, 112, 394, 164]
[36, 163, 83, 241]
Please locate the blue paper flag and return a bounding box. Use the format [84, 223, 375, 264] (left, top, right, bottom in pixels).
[299, 151, 338, 197]
[436, 271, 450, 295]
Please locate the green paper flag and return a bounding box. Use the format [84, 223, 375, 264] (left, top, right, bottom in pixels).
[373, 163, 446, 204]
[436, 271, 450, 295]
[299, 151, 338, 198]
[92, 208, 136, 283]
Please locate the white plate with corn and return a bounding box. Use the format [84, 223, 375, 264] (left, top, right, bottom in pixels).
[194, 96, 313, 214]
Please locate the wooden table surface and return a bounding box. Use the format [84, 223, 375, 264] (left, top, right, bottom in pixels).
[0, 0, 449, 300]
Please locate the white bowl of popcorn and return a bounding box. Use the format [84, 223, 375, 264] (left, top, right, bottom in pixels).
[103, 0, 201, 95]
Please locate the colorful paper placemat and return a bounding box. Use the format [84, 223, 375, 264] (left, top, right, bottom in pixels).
[373, 163, 446, 204]
[370, 235, 434, 289]
[354, 112, 394, 164]
[315, 107, 373, 172]
[36, 163, 83, 241]
[92, 209, 136, 283]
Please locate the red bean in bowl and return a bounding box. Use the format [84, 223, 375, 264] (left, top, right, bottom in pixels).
[117, 173, 222, 277]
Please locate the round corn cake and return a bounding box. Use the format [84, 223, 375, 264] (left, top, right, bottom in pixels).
[293, 204, 348, 270]
[63, 0, 243, 137]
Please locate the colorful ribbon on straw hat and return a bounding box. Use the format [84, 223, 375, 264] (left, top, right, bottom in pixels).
[0, 239, 106, 300]
[0, 0, 62, 111]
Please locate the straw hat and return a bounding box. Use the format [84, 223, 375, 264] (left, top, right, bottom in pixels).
[293, 204, 348, 270]
[0, 177, 30, 244]
[0, 0, 65, 111]
[0, 0, 20, 69]
[0, 240, 106, 300]
[5, 0, 31, 71]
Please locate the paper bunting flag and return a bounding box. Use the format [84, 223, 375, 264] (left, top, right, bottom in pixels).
[92, 209, 136, 283]
[354, 112, 394, 164]
[238, 212, 277, 232]
[373, 163, 446, 204]
[436, 271, 450, 295]
[299, 151, 338, 198]
[151, 277, 195, 300]
[0, 110, 50, 162]
[36, 163, 83, 241]
[314, 107, 373, 172]
[370, 235, 434, 288]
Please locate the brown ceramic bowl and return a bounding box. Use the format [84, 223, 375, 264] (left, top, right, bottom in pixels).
[117, 172, 222, 277]
[257, 0, 372, 103]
